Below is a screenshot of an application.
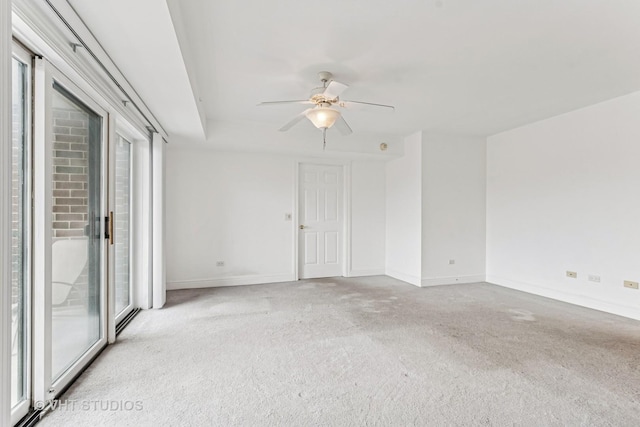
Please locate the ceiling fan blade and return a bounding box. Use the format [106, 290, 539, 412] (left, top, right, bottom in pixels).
[258, 100, 313, 107]
[333, 114, 353, 136]
[337, 100, 395, 112]
[323, 80, 348, 99]
[279, 109, 312, 132]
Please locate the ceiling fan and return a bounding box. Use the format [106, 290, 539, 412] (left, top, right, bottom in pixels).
[258, 71, 394, 148]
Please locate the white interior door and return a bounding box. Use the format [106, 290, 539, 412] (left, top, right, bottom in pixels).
[298, 164, 343, 279]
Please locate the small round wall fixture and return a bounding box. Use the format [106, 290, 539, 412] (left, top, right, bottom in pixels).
[380, 142, 388, 151]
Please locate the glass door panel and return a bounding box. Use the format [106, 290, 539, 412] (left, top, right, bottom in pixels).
[11, 53, 30, 417]
[114, 135, 132, 318]
[50, 82, 103, 381]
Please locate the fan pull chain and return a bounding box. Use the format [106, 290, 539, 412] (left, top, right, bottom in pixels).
[323, 128, 327, 150]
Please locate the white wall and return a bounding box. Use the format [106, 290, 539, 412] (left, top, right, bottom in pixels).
[350, 160, 386, 276]
[421, 134, 486, 286]
[152, 134, 167, 308]
[385, 132, 423, 285]
[166, 149, 295, 288]
[165, 148, 388, 289]
[487, 91, 640, 320]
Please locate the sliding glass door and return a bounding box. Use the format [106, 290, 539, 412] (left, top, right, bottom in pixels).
[11, 45, 32, 424]
[33, 59, 108, 402]
[10, 49, 143, 420]
[114, 134, 133, 321]
[49, 82, 104, 381]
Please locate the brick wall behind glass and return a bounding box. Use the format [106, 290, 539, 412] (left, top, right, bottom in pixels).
[115, 141, 130, 309]
[11, 99, 23, 305]
[52, 108, 89, 238]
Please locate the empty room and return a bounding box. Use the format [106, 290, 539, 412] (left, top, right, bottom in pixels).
[1, 1, 640, 426]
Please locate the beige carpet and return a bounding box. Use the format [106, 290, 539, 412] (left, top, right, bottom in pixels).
[39, 277, 640, 426]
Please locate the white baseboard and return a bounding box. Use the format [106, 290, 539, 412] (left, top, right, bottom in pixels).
[385, 269, 422, 287]
[421, 274, 486, 287]
[347, 269, 385, 277]
[487, 274, 640, 321]
[167, 273, 296, 290]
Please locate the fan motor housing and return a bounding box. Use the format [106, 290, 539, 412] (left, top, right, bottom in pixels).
[317, 71, 333, 82]
[310, 87, 337, 104]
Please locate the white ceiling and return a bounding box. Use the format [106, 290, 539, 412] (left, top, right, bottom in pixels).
[68, 0, 206, 143]
[69, 0, 640, 150]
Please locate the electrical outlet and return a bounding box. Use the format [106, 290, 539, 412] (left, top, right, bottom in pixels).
[566, 271, 577, 278]
[216, 261, 225, 267]
[623, 280, 638, 290]
[588, 275, 601, 283]
[449, 259, 455, 265]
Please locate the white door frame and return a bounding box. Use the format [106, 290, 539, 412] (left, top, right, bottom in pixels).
[111, 132, 135, 327]
[107, 114, 116, 343]
[33, 58, 109, 404]
[293, 159, 352, 280]
[1, 1, 14, 425]
[133, 134, 153, 310]
[9, 42, 33, 425]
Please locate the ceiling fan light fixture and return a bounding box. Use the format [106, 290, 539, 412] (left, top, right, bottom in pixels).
[305, 106, 340, 129]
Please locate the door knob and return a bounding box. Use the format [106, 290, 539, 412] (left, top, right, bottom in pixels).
[299, 225, 305, 229]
